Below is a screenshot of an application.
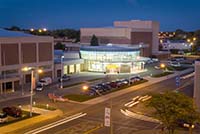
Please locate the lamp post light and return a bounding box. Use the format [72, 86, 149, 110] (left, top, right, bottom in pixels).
[60, 55, 64, 89]
[160, 63, 166, 69]
[22, 67, 43, 117]
[82, 85, 89, 92]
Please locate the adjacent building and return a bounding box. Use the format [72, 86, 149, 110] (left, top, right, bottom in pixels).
[0, 29, 54, 93]
[194, 61, 200, 110]
[54, 50, 84, 77]
[81, 20, 160, 57]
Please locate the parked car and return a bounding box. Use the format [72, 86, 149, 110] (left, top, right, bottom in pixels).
[2, 106, 22, 117]
[38, 77, 52, 86]
[129, 76, 143, 84]
[116, 79, 128, 87]
[108, 81, 118, 88]
[177, 119, 194, 128]
[101, 83, 112, 91]
[0, 112, 8, 123]
[35, 84, 44, 91]
[121, 79, 129, 85]
[58, 75, 71, 82]
[95, 84, 107, 92]
[170, 61, 181, 67]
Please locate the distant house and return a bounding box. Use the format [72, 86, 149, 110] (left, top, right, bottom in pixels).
[161, 40, 191, 50]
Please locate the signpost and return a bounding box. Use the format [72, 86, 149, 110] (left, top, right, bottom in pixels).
[176, 76, 180, 87]
[104, 107, 111, 127]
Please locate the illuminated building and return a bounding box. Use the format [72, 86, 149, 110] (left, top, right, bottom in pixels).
[80, 44, 148, 73]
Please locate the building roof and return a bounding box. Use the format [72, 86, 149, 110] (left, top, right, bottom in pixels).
[80, 44, 140, 52]
[0, 29, 33, 37]
[54, 50, 64, 55]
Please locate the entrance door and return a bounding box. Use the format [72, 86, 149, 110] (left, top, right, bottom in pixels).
[106, 64, 119, 74]
[25, 74, 31, 83]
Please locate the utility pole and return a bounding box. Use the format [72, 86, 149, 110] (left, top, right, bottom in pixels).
[30, 70, 34, 117]
[110, 98, 113, 134]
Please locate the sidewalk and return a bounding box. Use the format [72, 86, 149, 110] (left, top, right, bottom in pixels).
[0, 90, 31, 103]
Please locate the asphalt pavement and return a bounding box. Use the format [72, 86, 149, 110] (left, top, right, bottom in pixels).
[12, 75, 196, 134]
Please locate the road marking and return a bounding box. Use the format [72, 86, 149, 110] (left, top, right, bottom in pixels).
[25, 112, 87, 134]
[120, 109, 160, 123]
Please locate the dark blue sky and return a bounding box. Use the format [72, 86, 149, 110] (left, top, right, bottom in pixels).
[0, 0, 200, 31]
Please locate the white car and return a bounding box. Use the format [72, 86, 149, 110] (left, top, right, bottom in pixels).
[38, 77, 52, 86]
[36, 84, 43, 91]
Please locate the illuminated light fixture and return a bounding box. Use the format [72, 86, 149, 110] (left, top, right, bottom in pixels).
[22, 66, 31, 72]
[136, 56, 140, 60]
[43, 28, 47, 32]
[160, 63, 166, 69]
[82, 85, 89, 91]
[38, 29, 42, 33]
[37, 69, 43, 74]
[107, 43, 113, 46]
[30, 28, 34, 32]
[187, 39, 191, 42]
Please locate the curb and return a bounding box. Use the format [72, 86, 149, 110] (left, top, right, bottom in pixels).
[0, 94, 31, 103]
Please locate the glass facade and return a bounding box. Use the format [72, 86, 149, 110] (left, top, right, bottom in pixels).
[80, 51, 140, 62]
[80, 46, 145, 73]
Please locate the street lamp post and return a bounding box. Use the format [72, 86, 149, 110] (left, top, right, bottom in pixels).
[60, 56, 64, 89]
[22, 67, 43, 117]
[30, 70, 34, 117]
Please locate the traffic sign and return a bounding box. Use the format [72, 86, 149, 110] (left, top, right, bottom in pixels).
[175, 76, 180, 87]
[104, 107, 111, 127]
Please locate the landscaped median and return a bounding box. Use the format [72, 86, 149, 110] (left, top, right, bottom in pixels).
[0, 106, 63, 134]
[152, 71, 174, 78]
[63, 79, 148, 102]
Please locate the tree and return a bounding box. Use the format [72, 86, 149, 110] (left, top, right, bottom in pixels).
[146, 91, 200, 134]
[5, 26, 21, 31]
[54, 42, 65, 50]
[90, 35, 99, 46]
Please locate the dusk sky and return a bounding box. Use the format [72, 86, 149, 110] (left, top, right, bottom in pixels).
[0, 0, 200, 31]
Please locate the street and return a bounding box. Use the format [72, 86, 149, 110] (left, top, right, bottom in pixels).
[9, 74, 195, 134]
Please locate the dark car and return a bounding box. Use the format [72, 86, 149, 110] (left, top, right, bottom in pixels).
[101, 83, 112, 91]
[177, 119, 194, 128]
[92, 84, 104, 93]
[2, 106, 22, 117]
[0, 112, 8, 123]
[58, 75, 71, 82]
[108, 81, 118, 88]
[129, 76, 143, 83]
[115, 79, 126, 87]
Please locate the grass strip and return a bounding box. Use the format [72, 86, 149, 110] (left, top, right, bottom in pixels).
[152, 72, 174, 78]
